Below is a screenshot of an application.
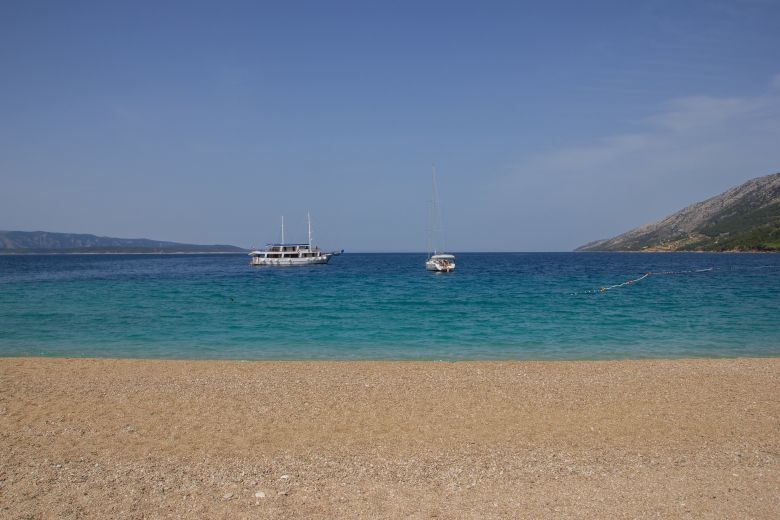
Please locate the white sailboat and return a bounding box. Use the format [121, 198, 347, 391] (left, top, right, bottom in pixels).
[426, 166, 456, 272]
[248, 213, 341, 266]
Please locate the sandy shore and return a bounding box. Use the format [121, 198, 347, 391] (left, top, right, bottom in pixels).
[1, 357, 778, 518]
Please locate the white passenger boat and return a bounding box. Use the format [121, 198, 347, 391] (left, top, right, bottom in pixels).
[249, 214, 340, 266]
[426, 166, 456, 272]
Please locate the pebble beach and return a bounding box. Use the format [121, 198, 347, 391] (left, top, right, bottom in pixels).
[1, 357, 778, 518]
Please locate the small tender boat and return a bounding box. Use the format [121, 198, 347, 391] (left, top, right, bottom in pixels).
[426, 166, 456, 272]
[249, 214, 341, 267]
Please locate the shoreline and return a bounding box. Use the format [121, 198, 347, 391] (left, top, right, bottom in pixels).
[0, 251, 248, 255]
[3, 352, 780, 362]
[2, 356, 778, 518]
[573, 249, 779, 253]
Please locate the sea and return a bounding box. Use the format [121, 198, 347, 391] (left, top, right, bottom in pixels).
[1, 252, 778, 360]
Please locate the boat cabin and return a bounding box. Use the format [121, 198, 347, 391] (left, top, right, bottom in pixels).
[252, 243, 324, 259]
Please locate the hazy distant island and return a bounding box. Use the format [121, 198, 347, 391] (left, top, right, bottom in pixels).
[577, 172, 780, 252]
[0, 231, 246, 254]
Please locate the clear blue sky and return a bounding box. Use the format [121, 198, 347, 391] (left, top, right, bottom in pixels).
[2, 0, 779, 251]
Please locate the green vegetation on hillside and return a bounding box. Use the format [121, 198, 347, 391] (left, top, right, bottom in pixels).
[684, 202, 780, 251]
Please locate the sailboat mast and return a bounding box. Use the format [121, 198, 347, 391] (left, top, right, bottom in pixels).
[427, 203, 433, 258]
[431, 165, 439, 255]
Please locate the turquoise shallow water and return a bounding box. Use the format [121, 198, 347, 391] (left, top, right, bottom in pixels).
[0, 252, 778, 360]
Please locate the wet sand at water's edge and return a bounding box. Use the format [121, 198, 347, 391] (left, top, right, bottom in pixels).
[1, 357, 778, 518]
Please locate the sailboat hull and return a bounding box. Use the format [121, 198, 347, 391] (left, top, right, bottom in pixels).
[426, 256, 456, 272]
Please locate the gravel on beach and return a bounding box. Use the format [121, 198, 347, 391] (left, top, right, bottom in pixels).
[1, 357, 778, 518]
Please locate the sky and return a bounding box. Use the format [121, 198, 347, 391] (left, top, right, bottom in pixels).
[1, 1, 779, 251]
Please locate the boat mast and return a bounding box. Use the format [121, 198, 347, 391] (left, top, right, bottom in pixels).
[427, 202, 433, 258]
[431, 165, 439, 256]
[281, 216, 285, 244]
[307, 212, 312, 250]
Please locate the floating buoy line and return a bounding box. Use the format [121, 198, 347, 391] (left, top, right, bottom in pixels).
[572, 265, 778, 296]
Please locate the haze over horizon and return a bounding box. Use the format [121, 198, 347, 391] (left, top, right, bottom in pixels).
[2, 1, 779, 252]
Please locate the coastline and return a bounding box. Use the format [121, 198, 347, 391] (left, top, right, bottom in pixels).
[1, 356, 778, 518]
[572, 249, 779, 253]
[0, 251, 248, 255]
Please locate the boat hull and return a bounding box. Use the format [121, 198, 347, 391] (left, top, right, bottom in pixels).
[250, 254, 332, 267]
[425, 259, 456, 272]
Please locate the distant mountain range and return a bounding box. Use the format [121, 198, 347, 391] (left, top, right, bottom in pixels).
[577, 172, 780, 252]
[0, 231, 246, 254]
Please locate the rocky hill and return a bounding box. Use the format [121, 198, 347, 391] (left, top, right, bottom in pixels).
[0, 231, 246, 254]
[576, 172, 780, 252]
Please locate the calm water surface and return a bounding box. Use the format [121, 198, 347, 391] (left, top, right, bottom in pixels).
[1, 253, 778, 360]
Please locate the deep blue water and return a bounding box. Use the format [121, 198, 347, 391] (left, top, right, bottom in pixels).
[0, 252, 778, 360]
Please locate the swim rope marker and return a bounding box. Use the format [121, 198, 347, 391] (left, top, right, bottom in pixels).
[598, 272, 651, 292]
[574, 267, 717, 296]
